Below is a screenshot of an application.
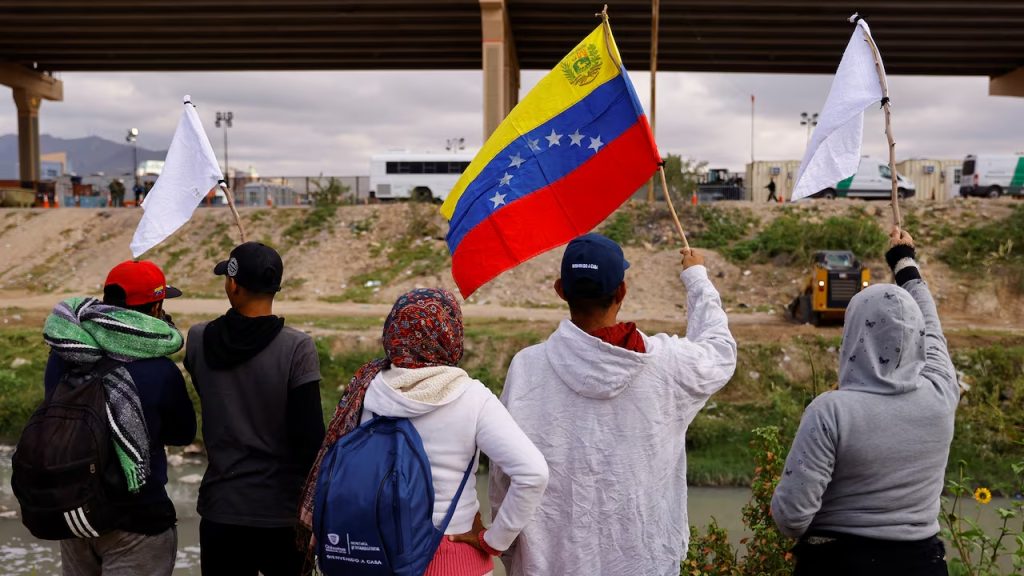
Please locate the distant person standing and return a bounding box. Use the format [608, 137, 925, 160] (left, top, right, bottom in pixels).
[766, 177, 779, 202]
[109, 179, 125, 207]
[184, 242, 324, 576]
[133, 182, 145, 207]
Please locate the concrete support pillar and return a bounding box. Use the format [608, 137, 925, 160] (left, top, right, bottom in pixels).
[13, 88, 42, 187]
[990, 67, 1024, 98]
[0, 65, 63, 188]
[480, 0, 519, 140]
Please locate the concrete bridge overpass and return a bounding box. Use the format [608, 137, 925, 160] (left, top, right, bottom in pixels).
[2, 0, 1023, 186]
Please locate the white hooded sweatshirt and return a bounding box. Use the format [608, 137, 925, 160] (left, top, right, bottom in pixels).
[361, 365, 549, 552]
[490, 265, 737, 576]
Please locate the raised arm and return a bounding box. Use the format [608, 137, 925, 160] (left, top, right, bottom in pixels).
[885, 228, 958, 406]
[668, 249, 738, 401]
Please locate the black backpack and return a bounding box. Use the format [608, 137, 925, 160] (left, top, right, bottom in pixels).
[11, 358, 132, 540]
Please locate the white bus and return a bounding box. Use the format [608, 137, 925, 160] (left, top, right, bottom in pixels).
[369, 152, 474, 202]
[959, 154, 1024, 198]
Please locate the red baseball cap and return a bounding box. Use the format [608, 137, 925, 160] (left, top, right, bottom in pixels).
[104, 261, 182, 306]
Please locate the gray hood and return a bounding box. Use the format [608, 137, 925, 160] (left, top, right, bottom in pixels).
[838, 283, 926, 395]
[544, 319, 649, 400]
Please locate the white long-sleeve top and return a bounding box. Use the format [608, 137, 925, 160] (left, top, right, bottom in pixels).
[489, 265, 737, 576]
[361, 365, 549, 552]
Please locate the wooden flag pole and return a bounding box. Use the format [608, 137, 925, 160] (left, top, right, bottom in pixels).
[658, 166, 690, 251]
[860, 24, 902, 230]
[218, 180, 247, 243]
[646, 0, 660, 205]
[597, 6, 689, 251]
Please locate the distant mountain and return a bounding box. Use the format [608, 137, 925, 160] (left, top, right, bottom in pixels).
[0, 134, 167, 178]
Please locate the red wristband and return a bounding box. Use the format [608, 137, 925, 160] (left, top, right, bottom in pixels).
[478, 530, 501, 557]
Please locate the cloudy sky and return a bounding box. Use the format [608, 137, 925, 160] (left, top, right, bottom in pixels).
[1, 68, 1022, 176]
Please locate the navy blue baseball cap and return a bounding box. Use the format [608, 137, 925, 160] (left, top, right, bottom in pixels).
[560, 233, 630, 298]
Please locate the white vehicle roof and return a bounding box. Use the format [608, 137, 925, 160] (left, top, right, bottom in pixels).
[371, 151, 476, 162]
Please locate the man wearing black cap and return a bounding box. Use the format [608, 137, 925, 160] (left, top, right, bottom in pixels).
[184, 242, 324, 576]
[489, 233, 737, 576]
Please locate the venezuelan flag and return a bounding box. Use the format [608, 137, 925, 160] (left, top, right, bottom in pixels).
[441, 21, 660, 297]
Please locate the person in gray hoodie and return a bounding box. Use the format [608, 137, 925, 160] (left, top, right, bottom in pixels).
[771, 228, 957, 575]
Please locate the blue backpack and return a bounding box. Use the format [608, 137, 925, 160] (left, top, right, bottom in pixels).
[314, 414, 476, 576]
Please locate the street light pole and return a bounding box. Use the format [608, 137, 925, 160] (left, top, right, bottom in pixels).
[800, 112, 819, 145]
[215, 111, 233, 186]
[126, 127, 139, 187]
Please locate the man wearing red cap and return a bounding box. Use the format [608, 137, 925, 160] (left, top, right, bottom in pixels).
[35, 260, 196, 575]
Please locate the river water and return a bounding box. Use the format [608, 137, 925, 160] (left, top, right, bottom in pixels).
[0, 447, 1013, 575]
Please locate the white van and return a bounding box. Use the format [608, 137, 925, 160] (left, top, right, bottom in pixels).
[813, 157, 916, 200]
[958, 154, 1024, 198]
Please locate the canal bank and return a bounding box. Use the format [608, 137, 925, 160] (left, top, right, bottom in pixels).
[1, 446, 1017, 574]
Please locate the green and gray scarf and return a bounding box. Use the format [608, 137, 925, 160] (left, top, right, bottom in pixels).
[43, 297, 184, 493]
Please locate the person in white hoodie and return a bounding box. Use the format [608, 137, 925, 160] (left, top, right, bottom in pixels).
[300, 288, 548, 576]
[490, 233, 737, 576]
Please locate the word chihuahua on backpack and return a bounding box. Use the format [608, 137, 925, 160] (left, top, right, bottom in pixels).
[314, 414, 474, 576]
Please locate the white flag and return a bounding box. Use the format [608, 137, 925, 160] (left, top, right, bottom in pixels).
[130, 95, 223, 257]
[791, 19, 884, 201]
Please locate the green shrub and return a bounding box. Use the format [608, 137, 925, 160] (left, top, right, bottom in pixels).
[283, 178, 349, 243]
[941, 206, 1024, 292]
[602, 209, 636, 246]
[0, 329, 47, 442]
[725, 212, 887, 264]
[692, 206, 758, 250]
[684, 426, 794, 575]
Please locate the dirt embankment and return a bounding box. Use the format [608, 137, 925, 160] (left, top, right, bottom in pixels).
[0, 198, 1021, 332]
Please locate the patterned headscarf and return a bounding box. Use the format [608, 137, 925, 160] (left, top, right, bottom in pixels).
[298, 288, 464, 531]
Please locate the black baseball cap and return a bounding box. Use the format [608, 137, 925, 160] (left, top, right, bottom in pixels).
[214, 242, 283, 293]
[560, 233, 630, 298]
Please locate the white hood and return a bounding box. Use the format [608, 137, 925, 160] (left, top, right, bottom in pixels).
[544, 319, 649, 400]
[363, 365, 475, 418]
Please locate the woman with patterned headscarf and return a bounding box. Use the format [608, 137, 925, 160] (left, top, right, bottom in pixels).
[299, 288, 548, 575]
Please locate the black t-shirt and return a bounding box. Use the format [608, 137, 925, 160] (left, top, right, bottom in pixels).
[185, 323, 322, 528]
[44, 353, 197, 535]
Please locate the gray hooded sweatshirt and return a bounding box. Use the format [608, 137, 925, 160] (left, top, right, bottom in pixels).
[771, 279, 958, 541]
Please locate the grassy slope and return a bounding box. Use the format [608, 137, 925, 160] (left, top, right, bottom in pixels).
[3, 322, 1021, 492]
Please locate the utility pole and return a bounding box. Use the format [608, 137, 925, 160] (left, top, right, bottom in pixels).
[125, 127, 139, 187]
[750, 94, 755, 164]
[215, 111, 233, 186]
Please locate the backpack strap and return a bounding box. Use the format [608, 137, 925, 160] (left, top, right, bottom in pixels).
[434, 447, 478, 542]
[55, 356, 123, 399]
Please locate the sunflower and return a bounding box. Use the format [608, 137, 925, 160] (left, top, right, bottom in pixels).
[973, 487, 992, 505]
